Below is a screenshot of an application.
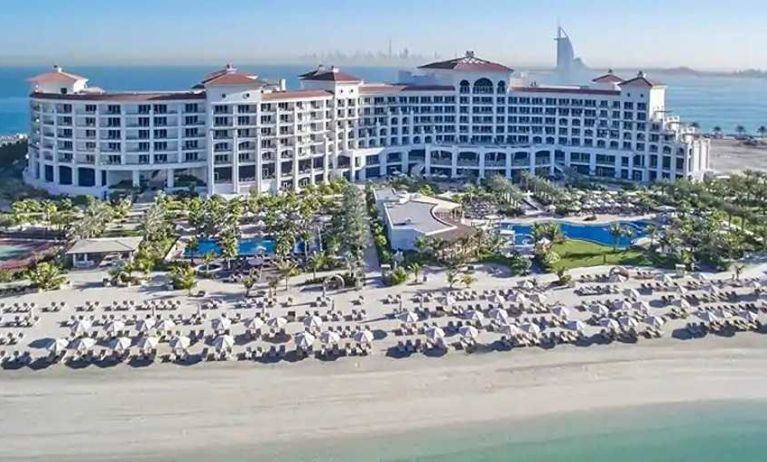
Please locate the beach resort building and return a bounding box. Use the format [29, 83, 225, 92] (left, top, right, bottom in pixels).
[24, 54, 709, 197]
[373, 189, 469, 251]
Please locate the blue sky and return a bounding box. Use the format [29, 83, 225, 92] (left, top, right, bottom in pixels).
[0, 0, 763, 69]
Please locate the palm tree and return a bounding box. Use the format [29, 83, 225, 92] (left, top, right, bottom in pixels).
[446, 267, 459, 289]
[733, 263, 745, 281]
[608, 223, 623, 252]
[460, 272, 477, 289]
[713, 126, 722, 138]
[759, 126, 767, 139]
[242, 270, 257, 297]
[187, 237, 200, 265]
[28, 262, 67, 291]
[736, 125, 747, 138]
[168, 263, 196, 294]
[690, 121, 700, 130]
[202, 251, 216, 273]
[275, 259, 299, 291]
[307, 251, 330, 280]
[646, 224, 658, 250]
[408, 262, 423, 283]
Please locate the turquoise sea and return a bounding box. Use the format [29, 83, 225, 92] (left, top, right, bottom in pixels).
[201, 400, 767, 462]
[1, 65, 767, 136]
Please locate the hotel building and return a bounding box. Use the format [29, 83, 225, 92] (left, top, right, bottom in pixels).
[24, 53, 709, 197]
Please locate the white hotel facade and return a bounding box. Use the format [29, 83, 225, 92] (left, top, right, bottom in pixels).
[25, 52, 710, 198]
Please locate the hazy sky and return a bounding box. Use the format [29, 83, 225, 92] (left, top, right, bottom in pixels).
[1, 0, 764, 70]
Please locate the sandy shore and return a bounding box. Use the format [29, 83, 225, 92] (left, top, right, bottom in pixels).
[710, 138, 767, 173]
[1, 334, 767, 461]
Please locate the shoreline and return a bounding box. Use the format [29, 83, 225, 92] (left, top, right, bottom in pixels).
[2, 334, 767, 461]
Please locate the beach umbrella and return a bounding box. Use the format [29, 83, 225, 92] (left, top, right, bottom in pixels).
[443, 294, 457, 306]
[623, 288, 640, 299]
[136, 335, 159, 351]
[212, 334, 235, 352]
[70, 319, 92, 336]
[319, 331, 341, 345]
[565, 320, 585, 332]
[715, 308, 733, 320]
[294, 331, 316, 350]
[109, 336, 132, 353]
[618, 316, 639, 330]
[169, 335, 191, 353]
[644, 315, 665, 329]
[464, 310, 485, 323]
[520, 322, 541, 335]
[488, 307, 509, 323]
[696, 311, 719, 323]
[267, 316, 288, 329]
[658, 274, 674, 284]
[529, 293, 547, 305]
[489, 293, 505, 305]
[552, 306, 571, 319]
[69, 337, 96, 353]
[352, 330, 374, 344]
[519, 280, 535, 291]
[612, 300, 633, 312]
[399, 311, 419, 324]
[674, 285, 688, 296]
[46, 338, 69, 354]
[589, 303, 609, 317]
[609, 273, 628, 283]
[632, 301, 651, 312]
[749, 280, 763, 292]
[458, 325, 479, 339]
[499, 323, 523, 336]
[599, 318, 620, 330]
[739, 310, 759, 323]
[244, 317, 265, 331]
[303, 315, 324, 330]
[507, 292, 530, 306]
[211, 316, 232, 332]
[105, 320, 126, 336]
[136, 318, 156, 333]
[156, 318, 176, 332]
[706, 284, 721, 296]
[692, 273, 709, 281]
[425, 326, 445, 341]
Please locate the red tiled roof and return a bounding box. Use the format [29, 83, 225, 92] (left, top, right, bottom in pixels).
[419, 51, 512, 73]
[359, 84, 454, 94]
[592, 70, 623, 84]
[28, 67, 87, 85]
[205, 73, 262, 86]
[510, 86, 620, 96]
[30, 91, 206, 101]
[300, 67, 361, 83]
[619, 72, 661, 87]
[261, 90, 332, 101]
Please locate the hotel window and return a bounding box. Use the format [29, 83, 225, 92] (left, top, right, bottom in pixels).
[153, 104, 167, 114]
[185, 104, 199, 113]
[85, 104, 97, 113]
[185, 152, 199, 162]
[154, 141, 167, 151]
[138, 142, 150, 151]
[107, 105, 121, 115]
[138, 105, 151, 114]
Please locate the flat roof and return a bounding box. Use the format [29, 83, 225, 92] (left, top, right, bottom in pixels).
[375, 188, 456, 235]
[31, 91, 206, 102]
[66, 237, 143, 255]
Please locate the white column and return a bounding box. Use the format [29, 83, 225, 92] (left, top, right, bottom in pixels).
[166, 169, 174, 189]
[132, 170, 140, 187]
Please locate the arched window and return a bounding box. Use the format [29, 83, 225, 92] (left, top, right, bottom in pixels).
[459, 80, 470, 94]
[473, 78, 493, 95]
[497, 81, 506, 94]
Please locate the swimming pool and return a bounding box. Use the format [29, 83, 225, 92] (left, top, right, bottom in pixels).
[185, 238, 276, 257]
[498, 221, 648, 248]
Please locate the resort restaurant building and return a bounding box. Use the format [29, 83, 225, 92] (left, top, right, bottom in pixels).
[24, 53, 709, 197]
[66, 236, 142, 268]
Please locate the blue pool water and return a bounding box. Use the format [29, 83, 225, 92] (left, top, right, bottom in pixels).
[500, 221, 648, 248]
[185, 238, 275, 257]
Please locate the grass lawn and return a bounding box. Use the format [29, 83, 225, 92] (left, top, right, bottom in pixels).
[551, 239, 666, 271]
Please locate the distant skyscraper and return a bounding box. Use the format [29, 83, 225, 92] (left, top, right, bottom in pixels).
[554, 26, 589, 84]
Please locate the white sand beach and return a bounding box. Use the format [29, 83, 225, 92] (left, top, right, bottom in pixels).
[2, 333, 767, 461]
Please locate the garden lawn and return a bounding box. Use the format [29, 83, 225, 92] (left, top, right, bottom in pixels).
[551, 239, 659, 271]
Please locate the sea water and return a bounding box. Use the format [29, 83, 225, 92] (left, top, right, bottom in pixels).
[1, 65, 767, 135]
[226, 400, 767, 462]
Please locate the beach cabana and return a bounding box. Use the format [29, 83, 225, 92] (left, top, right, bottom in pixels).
[105, 320, 126, 336]
[618, 316, 639, 330]
[156, 319, 176, 333]
[589, 304, 609, 317]
[696, 311, 719, 323]
[612, 300, 633, 312]
[644, 315, 665, 329]
[136, 318, 156, 334]
[464, 309, 485, 323]
[599, 318, 620, 330]
[499, 323, 522, 336]
[520, 323, 541, 335]
[425, 326, 445, 342]
[66, 236, 143, 269]
[244, 317, 265, 332]
[632, 301, 651, 312]
[70, 319, 93, 336]
[565, 320, 585, 332]
[552, 306, 570, 319]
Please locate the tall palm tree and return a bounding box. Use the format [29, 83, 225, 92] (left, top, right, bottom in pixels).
[408, 262, 423, 283]
[187, 237, 200, 266]
[758, 126, 767, 139]
[736, 125, 747, 138]
[275, 259, 299, 291]
[608, 223, 624, 252]
[713, 126, 722, 138]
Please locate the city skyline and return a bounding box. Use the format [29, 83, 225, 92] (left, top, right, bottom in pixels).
[0, 0, 765, 70]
